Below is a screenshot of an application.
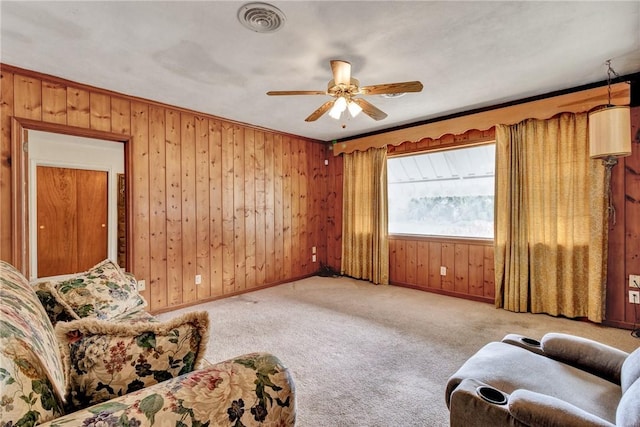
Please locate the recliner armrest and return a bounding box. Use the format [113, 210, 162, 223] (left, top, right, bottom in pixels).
[541, 333, 628, 384]
[509, 389, 614, 427]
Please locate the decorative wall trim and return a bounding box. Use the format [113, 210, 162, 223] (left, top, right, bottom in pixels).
[333, 82, 630, 155]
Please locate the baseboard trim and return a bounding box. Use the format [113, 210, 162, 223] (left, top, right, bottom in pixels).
[603, 319, 637, 331]
[150, 273, 317, 315]
[390, 281, 494, 304]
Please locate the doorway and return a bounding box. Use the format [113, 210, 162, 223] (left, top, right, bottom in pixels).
[27, 129, 125, 280]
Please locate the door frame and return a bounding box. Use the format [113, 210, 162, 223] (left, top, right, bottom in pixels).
[11, 117, 132, 277]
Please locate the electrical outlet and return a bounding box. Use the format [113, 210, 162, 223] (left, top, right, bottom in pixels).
[138, 280, 146, 291]
[629, 290, 640, 304]
[630, 275, 640, 288]
[195, 275, 202, 285]
[312, 246, 317, 254]
[312, 254, 317, 263]
[440, 266, 447, 276]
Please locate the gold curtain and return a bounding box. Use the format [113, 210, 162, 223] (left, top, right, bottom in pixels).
[341, 146, 389, 285]
[494, 112, 607, 322]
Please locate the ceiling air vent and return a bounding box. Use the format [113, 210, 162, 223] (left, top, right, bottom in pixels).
[238, 3, 286, 33]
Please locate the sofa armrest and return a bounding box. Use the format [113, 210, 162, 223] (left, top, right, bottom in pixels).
[541, 333, 628, 384]
[509, 389, 614, 427]
[39, 352, 296, 427]
[449, 378, 614, 427]
[501, 334, 545, 355]
[448, 378, 519, 427]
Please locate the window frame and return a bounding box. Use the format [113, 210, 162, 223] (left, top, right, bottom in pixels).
[387, 140, 496, 242]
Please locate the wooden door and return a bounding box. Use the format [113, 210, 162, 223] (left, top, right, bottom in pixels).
[37, 166, 108, 277]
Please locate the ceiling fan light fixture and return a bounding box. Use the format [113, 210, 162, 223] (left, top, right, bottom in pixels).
[329, 96, 348, 119]
[237, 2, 285, 33]
[347, 100, 362, 117]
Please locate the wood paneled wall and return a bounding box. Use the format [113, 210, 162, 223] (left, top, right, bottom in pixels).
[0, 65, 329, 312]
[606, 104, 640, 329]
[390, 236, 494, 303]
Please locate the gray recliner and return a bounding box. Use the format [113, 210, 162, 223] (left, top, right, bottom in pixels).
[445, 333, 640, 426]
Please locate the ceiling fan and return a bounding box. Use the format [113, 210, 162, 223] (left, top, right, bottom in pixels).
[267, 60, 423, 122]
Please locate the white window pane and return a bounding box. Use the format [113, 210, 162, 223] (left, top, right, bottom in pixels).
[388, 144, 495, 238]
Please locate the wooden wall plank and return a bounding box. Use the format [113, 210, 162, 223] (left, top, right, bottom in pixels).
[441, 244, 455, 291]
[165, 109, 183, 306]
[416, 241, 429, 287]
[233, 126, 246, 291]
[244, 128, 256, 289]
[309, 143, 320, 271]
[405, 240, 417, 284]
[264, 133, 276, 283]
[66, 87, 90, 128]
[395, 240, 406, 283]
[468, 245, 485, 296]
[274, 134, 284, 281]
[282, 137, 292, 280]
[130, 102, 150, 302]
[90, 92, 111, 131]
[42, 81, 67, 124]
[389, 239, 397, 280]
[208, 119, 223, 297]
[111, 98, 131, 135]
[299, 138, 310, 273]
[14, 74, 42, 120]
[454, 244, 469, 294]
[148, 105, 167, 311]
[221, 123, 235, 293]
[291, 138, 301, 276]
[0, 71, 14, 262]
[428, 242, 442, 288]
[180, 113, 197, 303]
[195, 116, 210, 300]
[484, 246, 495, 299]
[254, 130, 267, 286]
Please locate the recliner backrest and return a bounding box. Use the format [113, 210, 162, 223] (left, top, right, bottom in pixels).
[621, 347, 640, 394]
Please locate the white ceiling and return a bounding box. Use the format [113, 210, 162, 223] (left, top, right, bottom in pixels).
[1, 1, 639, 142]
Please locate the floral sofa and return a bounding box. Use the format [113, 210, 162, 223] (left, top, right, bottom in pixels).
[0, 259, 296, 427]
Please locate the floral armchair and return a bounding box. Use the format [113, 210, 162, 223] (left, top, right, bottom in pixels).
[0, 260, 296, 427]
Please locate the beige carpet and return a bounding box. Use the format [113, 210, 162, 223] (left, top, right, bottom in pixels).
[159, 276, 639, 427]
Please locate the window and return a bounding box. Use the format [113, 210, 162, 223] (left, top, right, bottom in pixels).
[387, 143, 495, 238]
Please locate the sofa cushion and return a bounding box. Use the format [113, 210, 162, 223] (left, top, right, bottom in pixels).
[42, 259, 146, 321]
[55, 311, 209, 410]
[0, 260, 67, 425]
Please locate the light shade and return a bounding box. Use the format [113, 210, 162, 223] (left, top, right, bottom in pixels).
[329, 96, 348, 119]
[347, 100, 362, 117]
[588, 105, 632, 159]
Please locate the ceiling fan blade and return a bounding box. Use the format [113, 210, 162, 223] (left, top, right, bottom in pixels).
[359, 81, 423, 95]
[352, 98, 388, 121]
[305, 100, 335, 122]
[267, 90, 327, 96]
[331, 60, 351, 86]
